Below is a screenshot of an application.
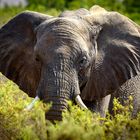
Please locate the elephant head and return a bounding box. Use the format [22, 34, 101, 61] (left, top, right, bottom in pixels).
[0, 6, 140, 121]
[0, 10, 98, 121]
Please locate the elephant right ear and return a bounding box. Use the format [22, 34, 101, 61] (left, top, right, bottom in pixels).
[0, 11, 52, 97]
[81, 5, 140, 102]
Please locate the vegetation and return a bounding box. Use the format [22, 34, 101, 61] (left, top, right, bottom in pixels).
[0, 1, 140, 140]
[0, 73, 140, 140]
[0, 73, 47, 140]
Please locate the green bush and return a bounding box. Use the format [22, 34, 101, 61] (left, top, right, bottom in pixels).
[0, 7, 60, 27]
[0, 73, 140, 140]
[26, 0, 140, 14]
[0, 73, 48, 140]
[0, 2, 139, 27]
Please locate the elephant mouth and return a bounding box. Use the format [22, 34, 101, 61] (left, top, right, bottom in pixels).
[80, 81, 87, 93]
[25, 76, 88, 120]
[25, 94, 87, 111]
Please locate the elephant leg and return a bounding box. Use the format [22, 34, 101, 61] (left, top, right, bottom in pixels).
[96, 94, 111, 117]
[110, 74, 140, 117]
[83, 95, 111, 117]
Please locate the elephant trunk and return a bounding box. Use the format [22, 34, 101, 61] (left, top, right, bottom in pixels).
[26, 62, 87, 121]
[45, 96, 68, 121]
[37, 65, 75, 121]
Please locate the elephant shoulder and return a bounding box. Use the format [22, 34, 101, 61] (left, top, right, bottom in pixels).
[112, 74, 140, 116]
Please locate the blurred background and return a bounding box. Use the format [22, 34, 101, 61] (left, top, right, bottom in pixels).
[0, 0, 140, 26]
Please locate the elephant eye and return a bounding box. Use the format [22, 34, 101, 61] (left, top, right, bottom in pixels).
[79, 56, 89, 69]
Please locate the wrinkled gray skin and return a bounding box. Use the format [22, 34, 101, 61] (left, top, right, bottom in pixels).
[0, 6, 140, 121]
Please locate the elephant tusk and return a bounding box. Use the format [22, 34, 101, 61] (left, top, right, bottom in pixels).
[75, 95, 88, 109]
[25, 96, 40, 110]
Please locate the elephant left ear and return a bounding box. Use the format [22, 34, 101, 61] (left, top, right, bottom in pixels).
[81, 6, 140, 101]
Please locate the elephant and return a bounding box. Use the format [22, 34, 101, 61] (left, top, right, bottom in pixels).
[0, 5, 140, 121]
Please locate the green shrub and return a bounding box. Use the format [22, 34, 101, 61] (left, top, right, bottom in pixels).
[27, 0, 48, 7]
[0, 7, 60, 27]
[0, 73, 48, 140]
[0, 73, 140, 140]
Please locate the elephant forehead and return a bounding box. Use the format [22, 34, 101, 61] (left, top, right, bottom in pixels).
[35, 18, 90, 57]
[38, 17, 89, 41]
[38, 33, 89, 57]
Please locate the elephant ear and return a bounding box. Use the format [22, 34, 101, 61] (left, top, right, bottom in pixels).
[81, 6, 140, 101]
[0, 11, 52, 97]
